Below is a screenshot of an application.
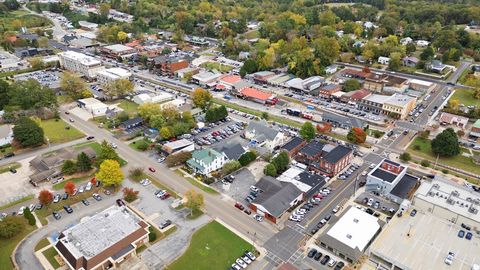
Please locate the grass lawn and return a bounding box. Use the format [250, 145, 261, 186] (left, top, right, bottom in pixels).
[42, 247, 61, 269]
[129, 138, 151, 151]
[186, 208, 204, 220]
[244, 29, 260, 39]
[0, 145, 15, 158]
[0, 162, 21, 174]
[0, 195, 34, 211]
[34, 238, 51, 251]
[40, 119, 84, 144]
[115, 100, 139, 117]
[74, 141, 127, 166]
[0, 220, 36, 270]
[408, 137, 480, 177]
[136, 245, 148, 254]
[201, 62, 233, 72]
[449, 88, 480, 107]
[167, 221, 253, 270]
[174, 170, 219, 194]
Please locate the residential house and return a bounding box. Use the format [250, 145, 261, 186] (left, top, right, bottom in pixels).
[439, 113, 469, 129]
[186, 149, 227, 176]
[249, 176, 303, 223]
[427, 60, 447, 74]
[400, 37, 413, 45]
[215, 143, 246, 161]
[402, 56, 419, 68]
[0, 125, 13, 147]
[325, 65, 338, 75]
[119, 117, 144, 130]
[186, 36, 209, 46]
[416, 40, 430, 47]
[244, 120, 285, 151]
[470, 119, 480, 139]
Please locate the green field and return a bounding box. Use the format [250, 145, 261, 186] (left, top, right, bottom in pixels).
[74, 141, 127, 166]
[450, 89, 480, 107]
[115, 100, 139, 117]
[0, 11, 52, 32]
[408, 137, 480, 177]
[201, 62, 233, 72]
[0, 219, 36, 270]
[40, 119, 85, 144]
[174, 170, 218, 194]
[128, 138, 151, 151]
[42, 247, 60, 269]
[167, 221, 253, 270]
[34, 238, 51, 251]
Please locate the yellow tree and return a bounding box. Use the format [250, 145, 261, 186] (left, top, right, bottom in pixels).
[117, 31, 128, 43]
[103, 78, 134, 99]
[184, 189, 204, 217]
[191, 88, 212, 110]
[138, 103, 162, 121]
[448, 99, 460, 110]
[96, 160, 124, 188]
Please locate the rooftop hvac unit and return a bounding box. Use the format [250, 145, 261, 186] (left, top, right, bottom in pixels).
[474, 199, 480, 205]
[447, 198, 455, 205]
[433, 183, 440, 189]
[428, 191, 434, 196]
[467, 197, 473, 202]
[468, 207, 478, 214]
[452, 190, 459, 197]
[353, 218, 359, 223]
[346, 234, 352, 239]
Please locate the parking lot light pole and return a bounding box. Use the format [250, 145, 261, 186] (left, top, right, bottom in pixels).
[352, 175, 359, 198]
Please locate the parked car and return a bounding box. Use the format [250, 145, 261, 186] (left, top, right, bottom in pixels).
[332, 205, 340, 213]
[444, 252, 455, 265]
[52, 211, 61, 220]
[116, 199, 126, 207]
[81, 199, 90, 206]
[235, 259, 247, 269]
[314, 251, 323, 261]
[320, 255, 330, 265]
[241, 256, 252, 264]
[244, 251, 256, 261]
[235, 203, 245, 210]
[458, 230, 465, 238]
[53, 194, 61, 203]
[86, 136, 95, 140]
[410, 209, 417, 217]
[253, 214, 263, 222]
[307, 249, 317, 258]
[92, 193, 102, 201]
[148, 167, 156, 172]
[160, 220, 172, 229]
[335, 262, 345, 270]
[63, 205, 73, 214]
[328, 258, 337, 267]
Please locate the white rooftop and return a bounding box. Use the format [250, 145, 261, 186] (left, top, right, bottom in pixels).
[78, 97, 104, 106]
[97, 67, 131, 79]
[103, 44, 134, 53]
[59, 51, 101, 66]
[363, 94, 390, 104]
[193, 71, 222, 82]
[415, 177, 480, 223]
[59, 205, 145, 259]
[163, 139, 194, 149]
[409, 79, 433, 87]
[384, 93, 416, 107]
[327, 207, 380, 251]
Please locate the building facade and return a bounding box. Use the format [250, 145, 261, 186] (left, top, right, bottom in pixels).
[58, 51, 104, 78]
[96, 67, 132, 85]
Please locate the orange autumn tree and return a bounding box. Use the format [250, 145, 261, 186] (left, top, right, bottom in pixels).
[316, 123, 332, 133]
[38, 189, 54, 206]
[347, 127, 366, 144]
[64, 181, 76, 196]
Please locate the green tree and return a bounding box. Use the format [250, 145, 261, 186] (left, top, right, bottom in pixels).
[0, 216, 25, 239]
[149, 114, 165, 130]
[13, 117, 44, 147]
[406, 43, 416, 55]
[160, 126, 174, 139]
[165, 151, 192, 167]
[184, 189, 204, 217]
[77, 152, 92, 172]
[420, 46, 434, 61]
[431, 128, 460, 157]
[271, 151, 289, 174]
[97, 140, 121, 165]
[261, 112, 269, 120]
[343, 79, 361, 92]
[239, 151, 257, 166]
[0, 80, 8, 110]
[191, 88, 212, 110]
[300, 122, 316, 142]
[221, 161, 241, 176]
[62, 160, 77, 175]
[264, 163, 277, 177]
[420, 160, 430, 167]
[240, 59, 258, 77]
[138, 103, 162, 122]
[96, 160, 124, 187]
[388, 52, 402, 71]
[103, 79, 134, 99]
[60, 72, 87, 99]
[23, 207, 36, 226]
[8, 79, 57, 110]
[399, 152, 411, 162]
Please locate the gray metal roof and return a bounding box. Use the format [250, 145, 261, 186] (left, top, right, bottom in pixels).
[246, 120, 279, 141]
[323, 145, 352, 164]
[216, 143, 246, 160]
[252, 177, 302, 217]
[390, 174, 419, 199]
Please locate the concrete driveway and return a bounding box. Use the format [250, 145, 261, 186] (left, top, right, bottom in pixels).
[0, 157, 38, 206]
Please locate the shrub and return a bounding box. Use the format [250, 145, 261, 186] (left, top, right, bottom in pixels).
[0, 216, 25, 239]
[203, 178, 215, 185]
[413, 145, 421, 150]
[221, 161, 241, 176]
[122, 187, 139, 202]
[264, 163, 277, 177]
[420, 160, 430, 167]
[399, 152, 411, 162]
[442, 169, 449, 174]
[135, 140, 150, 151]
[148, 226, 157, 242]
[239, 151, 257, 166]
[166, 151, 192, 167]
[129, 167, 144, 182]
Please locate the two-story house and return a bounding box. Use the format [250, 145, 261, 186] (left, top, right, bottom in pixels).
[187, 149, 227, 176]
[244, 120, 285, 151]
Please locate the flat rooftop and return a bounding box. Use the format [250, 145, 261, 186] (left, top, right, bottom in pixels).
[58, 205, 145, 259]
[97, 67, 131, 79]
[327, 207, 380, 251]
[414, 178, 480, 224]
[59, 51, 101, 66]
[370, 211, 480, 270]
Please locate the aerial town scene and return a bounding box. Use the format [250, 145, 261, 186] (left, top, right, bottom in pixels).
[0, 0, 480, 269]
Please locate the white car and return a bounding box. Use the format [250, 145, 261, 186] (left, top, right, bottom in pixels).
[444, 252, 455, 265]
[157, 157, 165, 163]
[253, 214, 263, 222]
[236, 258, 247, 269]
[231, 264, 241, 270]
[18, 206, 25, 215]
[328, 258, 337, 267]
[332, 205, 340, 213]
[296, 208, 307, 215]
[250, 186, 259, 193]
[85, 182, 92, 191]
[241, 256, 252, 264]
[78, 185, 85, 193]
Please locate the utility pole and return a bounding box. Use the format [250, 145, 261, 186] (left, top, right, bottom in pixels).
[433, 153, 440, 170]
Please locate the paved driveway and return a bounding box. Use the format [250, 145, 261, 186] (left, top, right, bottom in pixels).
[213, 167, 257, 203]
[0, 157, 37, 206]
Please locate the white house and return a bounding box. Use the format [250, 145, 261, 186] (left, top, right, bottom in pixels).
[400, 37, 413, 45]
[77, 98, 121, 117]
[186, 149, 227, 176]
[378, 56, 390, 65]
[132, 92, 173, 105]
[325, 65, 338, 75]
[244, 120, 285, 151]
[0, 125, 13, 146]
[416, 40, 430, 47]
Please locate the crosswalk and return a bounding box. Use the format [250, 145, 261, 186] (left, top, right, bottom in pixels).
[287, 249, 304, 264]
[265, 251, 284, 266]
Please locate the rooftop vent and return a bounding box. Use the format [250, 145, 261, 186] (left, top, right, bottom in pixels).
[468, 207, 478, 214]
[353, 218, 359, 223]
[433, 183, 440, 189]
[452, 190, 459, 197]
[346, 234, 352, 239]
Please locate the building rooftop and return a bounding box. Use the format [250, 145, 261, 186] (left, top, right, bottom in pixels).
[323, 145, 352, 164]
[215, 143, 246, 161]
[281, 137, 305, 152]
[389, 174, 419, 199]
[240, 87, 274, 101]
[326, 206, 381, 251]
[103, 44, 134, 54]
[299, 140, 325, 157]
[58, 205, 148, 260]
[0, 125, 12, 138]
[59, 51, 101, 66]
[246, 120, 279, 141]
[97, 67, 131, 80]
[219, 74, 242, 84]
[252, 176, 303, 217]
[384, 93, 416, 107]
[363, 94, 391, 104]
[414, 177, 480, 224]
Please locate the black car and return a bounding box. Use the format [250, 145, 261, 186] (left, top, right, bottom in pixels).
[63, 205, 73, 213]
[334, 262, 345, 270]
[320, 255, 330, 265]
[160, 220, 172, 229]
[325, 214, 332, 221]
[62, 193, 69, 200]
[81, 199, 90, 206]
[116, 199, 126, 207]
[86, 136, 95, 140]
[366, 208, 374, 215]
[95, 180, 102, 187]
[307, 249, 317, 258]
[313, 252, 323, 261]
[310, 228, 319, 235]
[4, 153, 14, 158]
[410, 209, 417, 217]
[9, 168, 17, 173]
[52, 211, 61, 220]
[461, 223, 471, 231]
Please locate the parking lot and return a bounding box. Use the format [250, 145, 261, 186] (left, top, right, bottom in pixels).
[0, 157, 37, 206]
[354, 192, 399, 218]
[191, 118, 247, 147]
[14, 70, 62, 89]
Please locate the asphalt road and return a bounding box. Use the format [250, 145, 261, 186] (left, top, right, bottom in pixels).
[58, 110, 276, 244]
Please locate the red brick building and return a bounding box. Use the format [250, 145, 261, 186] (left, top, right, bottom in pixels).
[152, 56, 189, 76]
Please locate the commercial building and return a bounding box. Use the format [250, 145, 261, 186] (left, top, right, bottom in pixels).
[317, 206, 382, 264]
[252, 71, 275, 84]
[153, 56, 189, 76]
[101, 44, 136, 59]
[162, 139, 194, 154]
[378, 56, 390, 65]
[58, 51, 104, 78]
[191, 71, 222, 87]
[366, 159, 419, 203]
[0, 125, 13, 147]
[187, 148, 227, 176]
[55, 205, 150, 270]
[287, 76, 325, 95]
[340, 88, 371, 103]
[364, 74, 387, 92]
[359, 94, 389, 115]
[409, 79, 434, 92]
[318, 84, 341, 98]
[277, 166, 326, 197]
[382, 93, 416, 119]
[249, 176, 303, 224]
[132, 92, 173, 105]
[96, 67, 132, 85]
[217, 74, 242, 90]
[413, 176, 480, 228]
[281, 137, 307, 157]
[77, 98, 122, 118]
[439, 112, 469, 129]
[239, 87, 278, 104]
[322, 112, 365, 129]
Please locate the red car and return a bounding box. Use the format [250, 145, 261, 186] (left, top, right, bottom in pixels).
[235, 202, 245, 210]
[148, 167, 156, 172]
[160, 193, 171, 200]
